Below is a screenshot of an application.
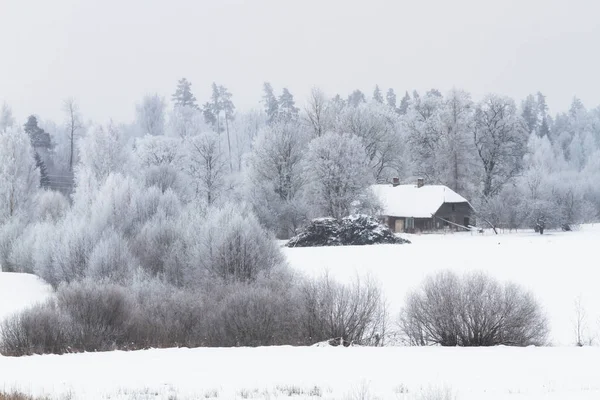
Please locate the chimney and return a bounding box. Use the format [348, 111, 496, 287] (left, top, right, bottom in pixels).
[392, 177, 400, 187]
[417, 178, 424, 188]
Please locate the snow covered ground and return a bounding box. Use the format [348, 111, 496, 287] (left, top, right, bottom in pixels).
[2, 345, 600, 399]
[285, 224, 600, 346]
[1, 226, 600, 399]
[0, 271, 52, 323]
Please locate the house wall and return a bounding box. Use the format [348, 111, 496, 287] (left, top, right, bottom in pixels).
[433, 202, 473, 230]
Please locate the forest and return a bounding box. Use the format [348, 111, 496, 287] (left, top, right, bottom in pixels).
[0, 80, 598, 353]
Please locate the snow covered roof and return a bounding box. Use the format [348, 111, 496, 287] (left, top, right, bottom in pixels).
[371, 184, 470, 218]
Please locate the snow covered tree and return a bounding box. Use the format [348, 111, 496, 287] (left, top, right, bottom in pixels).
[0, 103, 14, 131]
[172, 78, 199, 109]
[135, 94, 166, 137]
[202, 83, 235, 171]
[247, 121, 309, 237]
[398, 91, 410, 115]
[304, 87, 330, 138]
[183, 132, 227, 207]
[372, 85, 383, 103]
[278, 88, 299, 122]
[63, 98, 84, 171]
[337, 102, 405, 182]
[473, 94, 528, 197]
[386, 88, 397, 110]
[262, 82, 279, 124]
[77, 123, 129, 187]
[34, 152, 50, 189]
[347, 90, 366, 107]
[0, 127, 39, 222]
[303, 132, 373, 219]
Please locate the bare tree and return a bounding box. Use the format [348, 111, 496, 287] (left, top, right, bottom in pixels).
[63, 98, 83, 172]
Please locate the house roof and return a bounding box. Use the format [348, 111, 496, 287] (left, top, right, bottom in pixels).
[371, 184, 470, 218]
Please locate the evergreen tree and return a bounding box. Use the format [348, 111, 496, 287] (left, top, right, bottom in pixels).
[398, 91, 411, 115]
[347, 90, 366, 107]
[34, 152, 50, 189]
[373, 85, 383, 103]
[172, 78, 199, 109]
[262, 82, 279, 124]
[24, 115, 52, 150]
[278, 88, 299, 121]
[521, 94, 538, 134]
[386, 88, 397, 109]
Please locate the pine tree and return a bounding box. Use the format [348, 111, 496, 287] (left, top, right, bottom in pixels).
[24, 115, 52, 150]
[373, 85, 383, 103]
[398, 91, 411, 115]
[278, 88, 299, 121]
[262, 82, 279, 124]
[34, 152, 50, 189]
[347, 90, 366, 107]
[172, 78, 199, 109]
[386, 88, 397, 109]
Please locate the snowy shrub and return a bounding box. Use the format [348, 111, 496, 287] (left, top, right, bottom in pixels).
[0, 301, 73, 356]
[56, 280, 133, 351]
[187, 204, 285, 283]
[88, 230, 137, 284]
[301, 274, 386, 345]
[206, 274, 304, 346]
[399, 271, 548, 346]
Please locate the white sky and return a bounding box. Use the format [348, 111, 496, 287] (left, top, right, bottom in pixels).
[1, 0, 599, 124]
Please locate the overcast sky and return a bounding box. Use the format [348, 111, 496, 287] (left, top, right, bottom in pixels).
[1, 0, 599, 124]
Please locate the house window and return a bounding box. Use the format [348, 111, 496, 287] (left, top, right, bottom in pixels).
[406, 217, 414, 230]
[451, 204, 456, 212]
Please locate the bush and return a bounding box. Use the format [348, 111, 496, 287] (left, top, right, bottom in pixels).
[187, 204, 285, 283]
[301, 274, 387, 345]
[399, 271, 548, 346]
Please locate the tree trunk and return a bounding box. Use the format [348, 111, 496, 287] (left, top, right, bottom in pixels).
[225, 116, 232, 173]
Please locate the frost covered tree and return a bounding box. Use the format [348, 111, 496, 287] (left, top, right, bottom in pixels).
[0, 127, 40, 222]
[135, 94, 166, 137]
[337, 102, 404, 182]
[262, 82, 279, 124]
[247, 121, 309, 237]
[398, 91, 410, 115]
[278, 88, 299, 122]
[62, 98, 84, 171]
[304, 132, 373, 219]
[185, 204, 284, 283]
[304, 87, 330, 138]
[372, 85, 383, 103]
[172, 78, 199, 109]
[184, 132, 227, 206]
[347, 90, 366, 107]
[0, 103, 15, 131]
[201, 83, 235, 171]
[473, 95, 528, 197]
[386, 88, 397, 110]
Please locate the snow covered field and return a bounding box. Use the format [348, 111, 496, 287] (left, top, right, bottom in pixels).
[285, 224, 600, 346]
[1, 226, 600, 399]
[2, 345, 600, 400]
[0, 272, 52, 323]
